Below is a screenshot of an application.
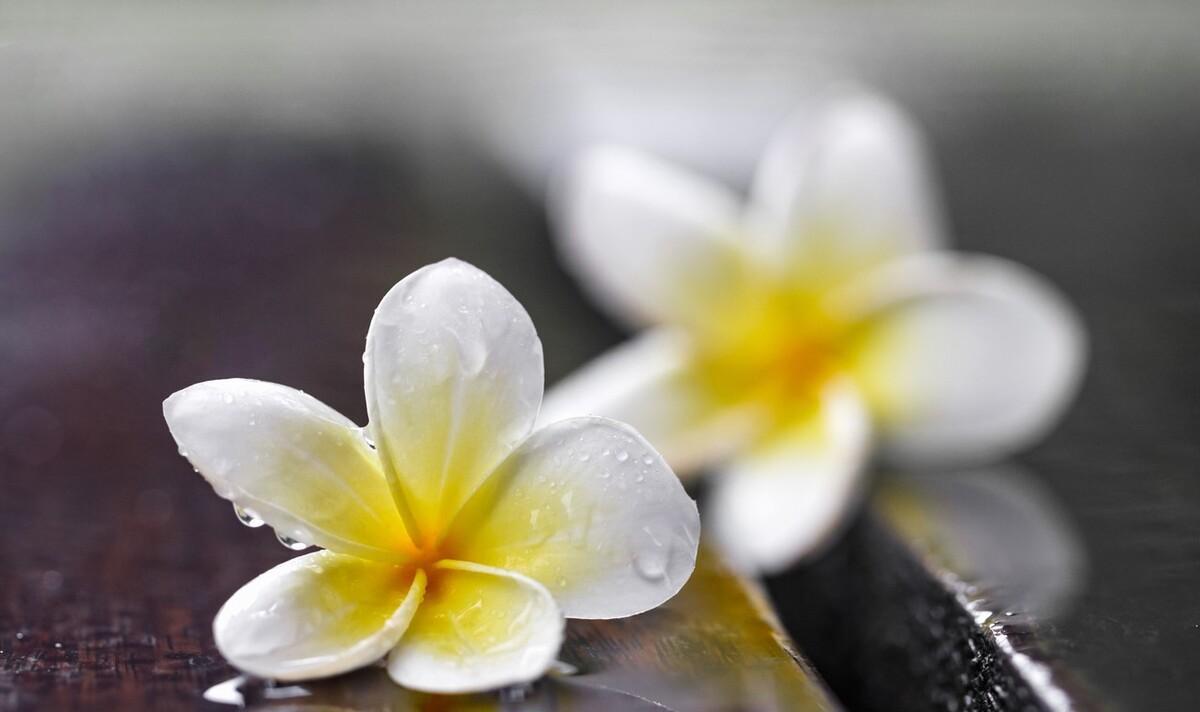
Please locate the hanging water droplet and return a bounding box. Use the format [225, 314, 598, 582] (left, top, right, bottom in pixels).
[276, 531, 310, 551]
[615, 450, 629, 463]
[177, 446, 188, 457]
[233, 503, 264, 528]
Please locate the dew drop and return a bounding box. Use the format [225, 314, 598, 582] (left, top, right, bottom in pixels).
[615, 450, 629, 463]
[642, 455, 653, 465]
[276, 531, 310, 551]
[233, 503, 265, 528]
[635, 474, 645, 483]
[578, 453, 591, 462]
[633, 550, 668, 581]
[222, 393, 234, 405]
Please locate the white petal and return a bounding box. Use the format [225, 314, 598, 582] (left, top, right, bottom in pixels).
[747, 89, 943, 271]
[386, 560, 563, 693]
[708, 378, 870, 573]
[447, 417, 700, 619]
[163, 379, 409, 561]
[538, 330, 759, 476]
[214, 550, 425, 681]
[844, 253, 1086, 467]
[552, 145, 749, 332]
[364, 258, 543, 546]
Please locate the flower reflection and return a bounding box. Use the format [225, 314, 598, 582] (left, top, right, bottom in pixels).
[880, 464, 1085, 621]
[543, 87, 1086, 572]
[203, 668, 667, 712]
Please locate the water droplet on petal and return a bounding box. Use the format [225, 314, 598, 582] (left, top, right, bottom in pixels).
[578, 453, 591, 462]
[233, 503, 264, 528]
[642, 455, 653, 465]
[222, 393, 234, 405]
[633, 550, 668, 581]
[275, 531, 310, 551]
[615, 450, 629, 463]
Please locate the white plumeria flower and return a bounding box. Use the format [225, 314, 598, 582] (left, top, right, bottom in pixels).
[542, 89, 1085, 574]
[163, 259, 699, 693]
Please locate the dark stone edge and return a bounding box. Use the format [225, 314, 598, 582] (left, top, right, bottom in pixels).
[766, 510, 1094, 712]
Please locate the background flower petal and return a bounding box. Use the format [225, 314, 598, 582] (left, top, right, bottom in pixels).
[446, 417, 700, 619]
[364, 258, 543, 547]
[386, 560, 562, 694]
[845, 253, 1086, 467]
[747, 88, 944, 275]
[538, 330, 758, 476]
[708, 378, 871, 573]
[163, 379, 410, 561]
[552, 144, 750, 333]
[214, 550, 425, 681]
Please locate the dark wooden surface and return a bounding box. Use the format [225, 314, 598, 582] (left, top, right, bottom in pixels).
[0, 132, 834, 711]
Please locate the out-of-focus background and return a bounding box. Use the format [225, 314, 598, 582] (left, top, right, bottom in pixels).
[2, 2, 1200, 710]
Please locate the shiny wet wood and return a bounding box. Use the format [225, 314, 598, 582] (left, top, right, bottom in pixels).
[0, 124, 835, 710]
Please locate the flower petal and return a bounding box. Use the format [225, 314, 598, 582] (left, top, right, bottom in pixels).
[163, 379, 410, 561]
[364, 258, 543, 546]
[747, 89, 944, 272]
[552, 145, 749, 332]
[708, 378, 870, 573]
[446, 417, 700, 619]
[386, 560, 563, 693]
[538, 330, 759, 476]
[844, 253, 1086, 466]
[214, 550, 425, 681]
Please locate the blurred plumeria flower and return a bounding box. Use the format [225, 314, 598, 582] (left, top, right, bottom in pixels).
[542, 89, 1085, 573]
[163, 259, 699, 693]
